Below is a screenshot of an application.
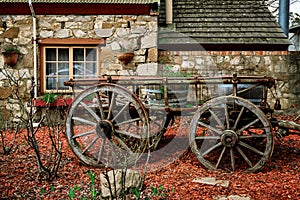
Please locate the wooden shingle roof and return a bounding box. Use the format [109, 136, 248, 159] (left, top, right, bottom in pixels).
[159, 0, 291, 51]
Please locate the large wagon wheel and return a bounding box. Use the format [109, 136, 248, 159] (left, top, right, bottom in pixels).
[66, 83, 149, 168]
[190, 96, 274, 172]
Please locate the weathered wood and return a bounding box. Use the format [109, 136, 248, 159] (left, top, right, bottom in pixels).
[277, 120, 300, 131]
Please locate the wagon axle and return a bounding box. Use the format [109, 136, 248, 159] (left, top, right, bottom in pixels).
[96, 120, 114, 139]
[221, 130, 238, 147]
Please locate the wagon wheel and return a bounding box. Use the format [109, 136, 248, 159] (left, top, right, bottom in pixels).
[66, 83, 149, 168]
[189, 96, 274, 172]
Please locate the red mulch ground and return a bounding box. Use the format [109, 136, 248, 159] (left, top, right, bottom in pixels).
[0, 114, 300, 199]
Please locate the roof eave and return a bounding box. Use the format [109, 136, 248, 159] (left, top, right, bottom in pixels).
[158, 43, 291, 51]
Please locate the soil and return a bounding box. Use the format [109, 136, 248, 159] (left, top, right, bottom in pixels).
[0, 114, 299, 199]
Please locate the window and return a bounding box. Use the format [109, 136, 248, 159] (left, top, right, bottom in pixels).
[42, 46, 99, 92]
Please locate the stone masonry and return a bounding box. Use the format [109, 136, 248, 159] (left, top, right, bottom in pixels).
[158, 51, 300, 110]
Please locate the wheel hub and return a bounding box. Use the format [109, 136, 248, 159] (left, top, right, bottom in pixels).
[96, 120, 114, 139]
[221, 130, 238, 147]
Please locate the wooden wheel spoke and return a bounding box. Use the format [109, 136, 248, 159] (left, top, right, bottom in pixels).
[236, 146, 253, 167]
[230, 148, 235, 171]
[80, 101, 100, 121]
[96, 92, 105, 119]
[114, 136, 133, 155]
[97, 138, 106, 163]
[107, 92, 116, 120]
[224, 105, 230, 129]
[239, 134, 267, 139]
[202, 142, 222, 156]
[216, 146, 226, 169]
[115, 118, 141, 126]
[209, 109, 225, 129]
[239, 141, 264, 156]
[198, 121, 223, 135]
[72, 117, 97, 126]
[115, 129, 143, 139]
[82, 136, 99, 154]
[111, 102, 130, 122]
[233, 106, 245, 130]
[195, 136, 220, 140]
[236, 118, 260, 135]
[72, 129, 95, 139]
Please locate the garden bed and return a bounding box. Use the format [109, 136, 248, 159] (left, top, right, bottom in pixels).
[0, 115, 299, 199]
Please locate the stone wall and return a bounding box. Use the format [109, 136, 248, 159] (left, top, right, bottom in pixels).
[0, 14, 158, 120]
[37, 15, 158, 76]
[0, 14, 158, 79]
[158, 51, 300, 110]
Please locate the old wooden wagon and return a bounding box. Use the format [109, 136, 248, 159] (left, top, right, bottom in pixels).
[64, 74, 300, 172]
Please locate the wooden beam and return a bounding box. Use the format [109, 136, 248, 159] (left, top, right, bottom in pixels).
[38, 38, 105, 45]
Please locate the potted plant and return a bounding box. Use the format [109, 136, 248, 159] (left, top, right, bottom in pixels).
[1, 45, 20, 67]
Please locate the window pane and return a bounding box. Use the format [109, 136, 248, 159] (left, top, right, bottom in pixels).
[46, 77, 56, 90]
[86, 48, 97, 61]
[73, 63, 84, 76]
[46, 48, 56, 61]
[57, 77, 69, 90]
[58, 48, 69, 61]
[46, 63, 56, 75]
[86, 63, 97, 77]
[73, 48, 84, 61]
[58, 63, 69, 75]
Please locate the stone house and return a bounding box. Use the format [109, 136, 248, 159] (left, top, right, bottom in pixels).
[158, 0, 300, 110]
[0, 0, 158, 118]
[0, 0, 299, 116]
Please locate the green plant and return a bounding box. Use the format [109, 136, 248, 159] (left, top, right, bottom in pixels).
[150, 185, 166, 198]
[42, 93, 56, 104]
[150, 186, 158, 196]
[69, 188, 75, 199]
[40, 188, 45, 195]
[2, 45, 20, 54]
[88, 170, 97, 199]
[132, 187, 140, 198]
[162, 65, 191, 77]
[69, 185, 81, 199]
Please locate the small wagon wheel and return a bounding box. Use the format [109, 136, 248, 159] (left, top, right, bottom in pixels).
[190, 96, 274, 172]
[66, 83, 149, 168]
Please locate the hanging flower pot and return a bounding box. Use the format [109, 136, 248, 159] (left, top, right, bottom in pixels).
[2, 52, 19, 67]
[1, 46, 20, 67]
[117, 52, 134, 65]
